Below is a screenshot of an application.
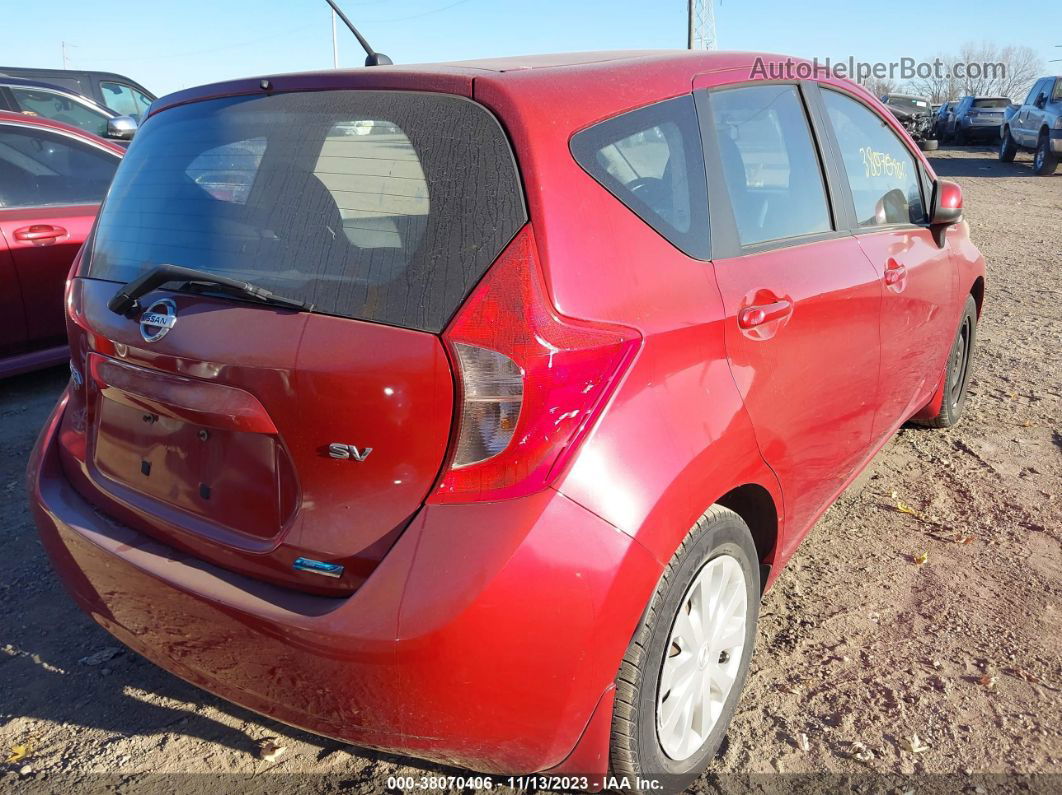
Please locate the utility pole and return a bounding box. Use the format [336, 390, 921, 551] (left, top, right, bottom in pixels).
[61, 41, 77, 69]
[687, 0, 717, 51]
[331, 11, 339, 68]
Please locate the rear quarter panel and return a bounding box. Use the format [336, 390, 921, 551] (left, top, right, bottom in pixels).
[475, 72, 784, 574]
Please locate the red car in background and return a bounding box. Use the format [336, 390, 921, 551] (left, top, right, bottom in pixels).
[28, 52, 983, 790]
[0, 111, 122, 377]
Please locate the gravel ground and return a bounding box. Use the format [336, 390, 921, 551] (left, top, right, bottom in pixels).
[0, 144, 1059, 794]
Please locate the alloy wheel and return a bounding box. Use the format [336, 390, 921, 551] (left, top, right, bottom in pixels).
[656, 555, 747, 761]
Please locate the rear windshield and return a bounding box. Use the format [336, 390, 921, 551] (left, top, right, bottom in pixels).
[87, 90, 525, 332]
[972, 98, 1009, 108]
[885, 96, 929, 113]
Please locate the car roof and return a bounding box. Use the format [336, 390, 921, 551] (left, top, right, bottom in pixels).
[406, 50, 679, 72]
[0, 67, 155, 96]
[151, 50, 884, 120]
[1, 75, 80, 91]
[0, 109, 125, 154]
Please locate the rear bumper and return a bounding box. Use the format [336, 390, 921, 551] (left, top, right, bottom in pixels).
[960, 120, 1002, 137]
[29, 390, 661, 775]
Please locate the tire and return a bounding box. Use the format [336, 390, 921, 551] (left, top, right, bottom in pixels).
[999, 128, 1018, 162]
[1033, 132, 1059, 176]
[913, 295, 977, 428]
[920, 138, 939, 152]
[611, 506, 760, 793]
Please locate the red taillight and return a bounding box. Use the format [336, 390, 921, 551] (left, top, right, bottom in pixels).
[429, 226, 640, 504]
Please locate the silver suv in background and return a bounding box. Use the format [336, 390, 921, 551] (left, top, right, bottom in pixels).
[1000, 76, 1062, 175]
[947, 96, 1011, 144]
[0, 77, 138, 143]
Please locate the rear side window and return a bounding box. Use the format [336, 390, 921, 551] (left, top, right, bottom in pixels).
[88, 90, 525, 333]
[707, 84, 832, 246]
[570, 96, 708, 259]
[0, 125, 119, 208]
[822, 90, 926, 227]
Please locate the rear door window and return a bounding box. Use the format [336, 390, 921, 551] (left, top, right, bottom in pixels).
[87, 90, 526, 332]
[822, 90, 926, 227]
[570, 95, 709, 259]
[706, 84, 832, 246]
[0, 125, 119, 208]
[7, 87, 110, 138]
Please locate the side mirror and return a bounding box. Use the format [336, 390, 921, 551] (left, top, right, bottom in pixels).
[931, 179, 963, 226]
[1035, 92, 1048, 109]
[106, 115, 138, 140]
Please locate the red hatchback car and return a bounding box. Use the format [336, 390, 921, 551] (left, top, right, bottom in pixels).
[0, 111, 122, 377]
[29, 51, 983, 790]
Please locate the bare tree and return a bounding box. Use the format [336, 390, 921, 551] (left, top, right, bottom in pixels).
[906, 42, 1044, 102]
[862, 76, 898, 99]
[992, 44, 1044, 99]
[907, 52, 961, 103]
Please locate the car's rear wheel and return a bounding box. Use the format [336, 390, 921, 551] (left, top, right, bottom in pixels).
[1034, 132, 1059, 176]
[999, 128, 1018, 162]
[610, 506, 760, 793]
[914, 295, 977, 428]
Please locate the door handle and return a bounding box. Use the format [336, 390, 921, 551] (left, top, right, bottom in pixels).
[738, 299, 793, 329]
[884, 259, 907, 286]
[13, 224, 67, 245]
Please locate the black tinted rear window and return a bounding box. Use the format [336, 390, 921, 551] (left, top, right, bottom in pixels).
[972, 98, 1009, 108]
[88, 90, 525, 332]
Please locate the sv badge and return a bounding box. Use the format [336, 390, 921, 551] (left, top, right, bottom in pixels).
[328, 443, 373, 462]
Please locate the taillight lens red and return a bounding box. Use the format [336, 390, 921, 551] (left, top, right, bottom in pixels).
[429, 226, 640, 504]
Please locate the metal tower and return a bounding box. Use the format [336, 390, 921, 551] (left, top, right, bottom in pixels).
[688, 0, 717, 51]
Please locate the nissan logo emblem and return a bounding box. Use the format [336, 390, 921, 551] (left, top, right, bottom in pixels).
[139, 299, 178, 343]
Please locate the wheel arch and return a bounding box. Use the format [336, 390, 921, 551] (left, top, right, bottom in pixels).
[714, 482, 779, 590]
[970, 275, 985, 317]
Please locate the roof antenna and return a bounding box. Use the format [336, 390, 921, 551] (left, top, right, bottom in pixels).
[322, 0, 393, 67]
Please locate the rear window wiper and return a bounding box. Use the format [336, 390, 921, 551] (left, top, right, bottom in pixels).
[107, 263, 313, 317]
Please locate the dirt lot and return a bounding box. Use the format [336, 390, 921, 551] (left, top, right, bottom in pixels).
[1, 145, 1060, 793]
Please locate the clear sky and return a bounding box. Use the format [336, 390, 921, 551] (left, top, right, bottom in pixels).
[2, 0, 1059, 97]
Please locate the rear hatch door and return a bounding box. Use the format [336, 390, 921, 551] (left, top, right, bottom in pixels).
[66, 86, 525, 593]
